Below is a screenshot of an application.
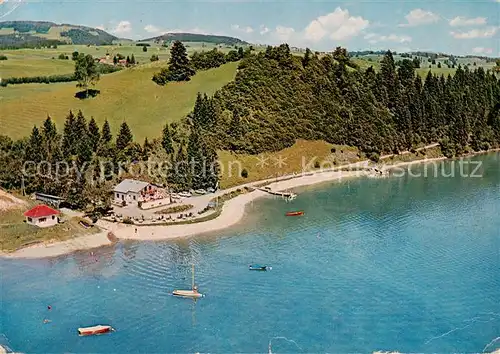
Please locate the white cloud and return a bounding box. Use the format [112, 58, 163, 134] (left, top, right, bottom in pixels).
[273, 26, 295, 41]
[450, 26, 498, 39]
[231, 24, 254, 34]
[259, 25, 270, 35]
[304, 7, 369, 42]
[111, 20, 132, 35]
[144, 24, 163, 35]
[399, 9, 440, 27]
[449, 16, 487, 27]
[364, 33, 412, 44]
[472, 47, 493, 54]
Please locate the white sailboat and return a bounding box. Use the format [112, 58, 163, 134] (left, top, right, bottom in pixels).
[172, 264, 204, 298]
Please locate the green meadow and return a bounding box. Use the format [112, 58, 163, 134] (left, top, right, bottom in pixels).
[0, 43, 237, 78]
[0, 58, 239, 141]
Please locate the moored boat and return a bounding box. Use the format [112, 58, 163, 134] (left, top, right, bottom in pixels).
[285, 211, 304, 216]
[249, 264, 271, 271]
[78, 325, 114, 336]
[172, 289, 204, 298]
[172, 264, 204, 298]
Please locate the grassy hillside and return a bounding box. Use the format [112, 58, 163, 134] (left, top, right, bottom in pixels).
[0, 61, 239, 140]
[0, 43, 238, 78]
[218, 140, 362, 188]
[0, 21, 119, 47]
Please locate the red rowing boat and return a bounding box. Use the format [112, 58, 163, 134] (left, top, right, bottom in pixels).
[78, 325, 114, 336]
[285, 211, 304, 216]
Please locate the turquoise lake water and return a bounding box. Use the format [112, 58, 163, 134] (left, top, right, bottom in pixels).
[1, 154, 499, 353]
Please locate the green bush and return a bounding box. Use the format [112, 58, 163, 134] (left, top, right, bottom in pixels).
[241, 169, 248, 178]
[0, 54, 7, 61]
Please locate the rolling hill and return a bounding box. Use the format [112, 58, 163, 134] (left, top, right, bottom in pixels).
[0, 21, 248, 48]
[0, 20, 121, 47]
[141, 32, 248, 46]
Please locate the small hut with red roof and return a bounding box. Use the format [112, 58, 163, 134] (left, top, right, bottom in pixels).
[24, 204, 60, 228]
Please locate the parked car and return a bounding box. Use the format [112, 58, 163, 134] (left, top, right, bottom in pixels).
[194, 189, 207, 195]
[179, 191, 192, 198]
[207, 187, 215, 193]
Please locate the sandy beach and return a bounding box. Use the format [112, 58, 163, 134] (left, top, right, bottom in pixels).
[2, 151, 497, 259]
[0, 231, 113, 259]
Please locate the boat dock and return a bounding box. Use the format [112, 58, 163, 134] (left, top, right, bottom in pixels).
[257, 187, 297, 200]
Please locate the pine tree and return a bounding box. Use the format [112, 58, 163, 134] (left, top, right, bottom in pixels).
[72, 111, 92, 166]
[62, 110, 77, 158]
[201, 142, 219, 189]
[88, 117, 100, 152]
[131, 54, 136, 64]
[42, 116, 58, 160]
[161, 124, 174, 154]
[42, 116, 57, 143]
[302, 48, 312, 67]
[142, 137, 152, 161]
[101, 120, 112, 144]
[116, 121, 133, 151]
[380, 50, 398, 110]
[192, 93, 206, 126]
[153, 40, 195, 85]
[27, 126, 43, 163]
[175, 145, 190, 191]
[77, 128, 93, 166]
[187, 126, 204, 189]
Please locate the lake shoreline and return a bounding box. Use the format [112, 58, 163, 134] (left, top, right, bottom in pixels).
[2, 150, 498, 260]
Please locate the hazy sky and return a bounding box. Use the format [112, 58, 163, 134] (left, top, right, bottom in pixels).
[1, 0, 499, 55]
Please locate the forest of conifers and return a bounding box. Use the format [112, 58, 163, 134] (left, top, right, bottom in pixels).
[206, 45, 500, 158]
[1, 45, 499, 211]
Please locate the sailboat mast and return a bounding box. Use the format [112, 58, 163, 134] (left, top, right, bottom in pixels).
[192, 264, 195, 289]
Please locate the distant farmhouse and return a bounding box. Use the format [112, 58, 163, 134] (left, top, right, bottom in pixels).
[113, 179, 156, 205]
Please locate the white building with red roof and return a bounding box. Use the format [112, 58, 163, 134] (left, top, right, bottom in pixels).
[24, 204, 60, 228]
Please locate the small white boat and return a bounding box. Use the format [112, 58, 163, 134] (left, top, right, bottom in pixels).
[173, 264, 204, 298]
[172, 289, 204, 298]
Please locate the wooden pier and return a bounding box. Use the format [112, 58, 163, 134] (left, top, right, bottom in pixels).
[257, 187, 297, 200]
